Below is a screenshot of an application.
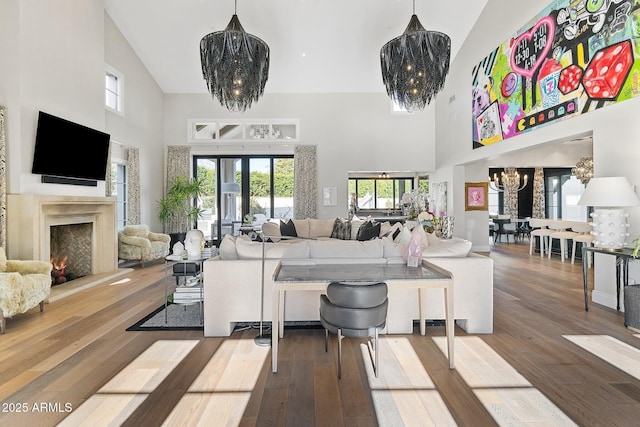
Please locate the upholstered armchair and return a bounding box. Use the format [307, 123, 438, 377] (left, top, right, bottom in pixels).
[118, 224, 171, 267]
[0, 247, 53, 334]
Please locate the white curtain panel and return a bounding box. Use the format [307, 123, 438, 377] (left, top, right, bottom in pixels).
[293, 145, 317, 219]
[127, 148, 141, 224]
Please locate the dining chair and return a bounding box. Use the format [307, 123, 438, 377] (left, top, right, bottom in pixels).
[320, 281, 388, 378]
[529, 218, 553, 257]
[547, 220, 578, 262]
[571, 221, 594, 267]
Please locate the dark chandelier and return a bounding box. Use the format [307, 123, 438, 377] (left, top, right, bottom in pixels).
[380, 1, 451, 112]
[200, 1, 270, 112]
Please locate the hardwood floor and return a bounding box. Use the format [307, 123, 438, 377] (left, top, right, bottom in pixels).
[1, 243, 639, 426]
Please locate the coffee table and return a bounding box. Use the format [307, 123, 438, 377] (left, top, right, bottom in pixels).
[271, 260, 454, 372]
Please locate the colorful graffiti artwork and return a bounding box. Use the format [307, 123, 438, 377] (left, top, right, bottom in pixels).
[472, 0, 640, 148]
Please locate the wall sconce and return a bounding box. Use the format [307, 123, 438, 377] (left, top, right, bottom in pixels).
[577, 176, 640, 251]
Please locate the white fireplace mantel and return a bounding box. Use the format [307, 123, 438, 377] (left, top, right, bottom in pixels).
[7, 194, 118, 275]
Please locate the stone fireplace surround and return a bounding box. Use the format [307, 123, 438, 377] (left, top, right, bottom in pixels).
[6, 195, 117, 275]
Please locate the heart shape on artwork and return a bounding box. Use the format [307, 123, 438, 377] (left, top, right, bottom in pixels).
[509, 16, 555, 79]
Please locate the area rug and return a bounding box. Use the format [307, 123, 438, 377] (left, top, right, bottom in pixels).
[127, 303, 204, 331]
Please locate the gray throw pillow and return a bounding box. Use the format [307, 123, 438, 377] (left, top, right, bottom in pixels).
[330, 218, 351, 240]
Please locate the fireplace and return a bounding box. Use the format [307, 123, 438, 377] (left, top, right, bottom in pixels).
[7, 195, 118, 275]
[50, 223, 93, 284]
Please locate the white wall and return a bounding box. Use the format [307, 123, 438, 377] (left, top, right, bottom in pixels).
[435, 0, 640, 308]
[2, 0, 107, 197]
[19, 0, 107, 196]
[104, 13, 165, 231]
[164, 93, 437, 219]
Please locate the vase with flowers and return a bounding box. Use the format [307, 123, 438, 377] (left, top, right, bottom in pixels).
[418, 211, 439, 234]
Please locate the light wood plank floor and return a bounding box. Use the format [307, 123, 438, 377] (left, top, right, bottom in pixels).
[1, 243, 639, 426]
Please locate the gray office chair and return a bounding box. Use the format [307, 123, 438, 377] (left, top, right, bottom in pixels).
[320, 281, 388, 378]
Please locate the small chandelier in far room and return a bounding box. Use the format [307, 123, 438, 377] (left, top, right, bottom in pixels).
[200, 0, 270, 112]
[489, 167, 528, 192]
[572, 156, 593, 185]
[380, 0, 451, 112]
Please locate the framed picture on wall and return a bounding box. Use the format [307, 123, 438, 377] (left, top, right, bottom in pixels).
[465, 182, 488, 211]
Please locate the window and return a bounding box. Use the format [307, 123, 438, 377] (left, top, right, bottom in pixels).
[545, 171, 587, 221]
[348, 177, 414, 212]
[111, 163, 127, 230]
[391, 100, 413, 115]
[105, 66, 124, 115]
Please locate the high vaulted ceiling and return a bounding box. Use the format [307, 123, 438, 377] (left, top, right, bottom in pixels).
[104, 0, 487, 94]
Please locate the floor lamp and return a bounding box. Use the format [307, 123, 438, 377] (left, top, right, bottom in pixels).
[254, 234, 306, 347]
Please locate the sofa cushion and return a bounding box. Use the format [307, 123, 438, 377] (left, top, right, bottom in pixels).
[424, 238, 472, 258]
[261, 220, 281, 242]
[236, 236, 310, 259]
[357, 221, 381, 241]
[380, 221, 403, 239]
[350, 219, 364, 240]
[294, 219, 312, 238]
[309, 219, 335, 238]
[382, 236, 405, 258]
[330, 218, 351, 240]
[309, 239, 384, 259]
[280, 219, 298, 237]
[219, 235, 239, 260]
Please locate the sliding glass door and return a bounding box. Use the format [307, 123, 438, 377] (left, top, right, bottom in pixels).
[194, 155, 294, 244]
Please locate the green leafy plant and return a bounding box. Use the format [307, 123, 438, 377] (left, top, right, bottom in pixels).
[158, 176, 205, 234]
[633, 237, 640, 258]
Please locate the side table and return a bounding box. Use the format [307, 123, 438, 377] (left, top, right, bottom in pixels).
[165, 254, 210, 324]
[582, 246, 635, 311]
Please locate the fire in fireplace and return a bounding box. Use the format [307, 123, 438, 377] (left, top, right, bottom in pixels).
[49, 223, 93, 285]
[50, 254, 78, 285]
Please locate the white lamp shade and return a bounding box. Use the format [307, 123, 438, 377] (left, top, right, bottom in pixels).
[577, 177, 640, 207]
[222, 182, 240, 194]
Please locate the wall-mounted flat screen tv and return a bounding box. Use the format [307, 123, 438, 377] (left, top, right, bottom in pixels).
[32, 111, 111, 182]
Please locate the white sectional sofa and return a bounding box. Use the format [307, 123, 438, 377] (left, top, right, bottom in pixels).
[203, 218, 493, 336]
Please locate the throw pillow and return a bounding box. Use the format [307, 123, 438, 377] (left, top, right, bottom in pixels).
[261, 220, 281, 242]
[395, 226, 412, 246]
[357, 220, 381, 241]
[330, 218, 352, 240]
[218, 235, 238, 260]
[280, 219, 298, 237]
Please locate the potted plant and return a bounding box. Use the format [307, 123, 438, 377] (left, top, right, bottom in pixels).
[158, 176, 206, 248]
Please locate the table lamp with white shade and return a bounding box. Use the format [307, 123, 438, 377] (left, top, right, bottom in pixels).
[577, 176, 640, 251]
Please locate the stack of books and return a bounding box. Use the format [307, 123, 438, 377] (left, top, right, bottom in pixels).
[173, 278, 203, 304]
[201, 247, 218, 259]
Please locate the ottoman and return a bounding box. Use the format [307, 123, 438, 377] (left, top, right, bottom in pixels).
[624, 284, 640, 330]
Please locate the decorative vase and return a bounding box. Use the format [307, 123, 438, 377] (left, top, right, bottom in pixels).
[440, 216, 455, 239]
